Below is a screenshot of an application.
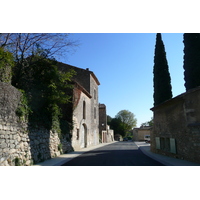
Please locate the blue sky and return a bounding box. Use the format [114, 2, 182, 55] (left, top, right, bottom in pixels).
[59, 33, 185, 127]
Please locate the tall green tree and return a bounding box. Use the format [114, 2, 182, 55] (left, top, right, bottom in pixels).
[153, 33, 173, 106]
[115, 110, 137, 137]
[183, 33, 200, 91]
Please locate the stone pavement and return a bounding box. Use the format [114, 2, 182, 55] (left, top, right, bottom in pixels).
[34, 141, 200, 166]
[135, 141, 200, 166]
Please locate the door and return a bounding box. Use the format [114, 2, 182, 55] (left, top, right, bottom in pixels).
[82, 124, 87, 148]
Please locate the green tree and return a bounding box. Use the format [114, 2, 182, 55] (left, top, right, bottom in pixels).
[148, 118, 154, 127]
[140, 117, 153, 127]
[0, 47, 14, 83]
[115, 110, 137, 137]
[153, 33, 172, 106]
[109, 117, 124, 136]
[0, 33, 78, 87]
[183, 33, 200, 91]
[13, 52, 76, 133]
[107, 115, 112, 125]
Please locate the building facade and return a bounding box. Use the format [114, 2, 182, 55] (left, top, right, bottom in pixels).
[132, 126, 152, 141]
[58, 63, 100, 150]
[151, 86, 200, 164]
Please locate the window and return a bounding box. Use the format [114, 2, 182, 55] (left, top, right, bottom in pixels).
[83, 101, 86, 119]
[170, 138, 176, 154]
[94, 89, 96, 100]
[94, 107, 96, 119]
[159, 137, 171, 152]
[77, 129, 79, 140]
[156, 137, 160, 149]
[160, 137, 165, 150]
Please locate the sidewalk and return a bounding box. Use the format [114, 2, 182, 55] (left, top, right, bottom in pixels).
[34, 141, 117, 166]
[135, 141, 200, 166]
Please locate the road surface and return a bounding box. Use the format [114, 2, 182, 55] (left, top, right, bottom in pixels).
[61, 141, 164, 166]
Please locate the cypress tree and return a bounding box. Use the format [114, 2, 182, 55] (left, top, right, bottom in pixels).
[183, 33, 200, 91]
[153, 33, 173, 106]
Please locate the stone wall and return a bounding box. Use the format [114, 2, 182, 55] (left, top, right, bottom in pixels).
[90, 74, 99, 145]
[0, 82, 73, 166]
[72, 89, 92, 150]
[151, 86, 200, 164]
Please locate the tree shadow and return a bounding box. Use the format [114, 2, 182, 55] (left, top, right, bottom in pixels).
[61, 142, 164, 166]
[27, 88, 74, 164]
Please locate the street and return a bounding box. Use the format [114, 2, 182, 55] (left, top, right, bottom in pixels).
[61, 141, 164, 166]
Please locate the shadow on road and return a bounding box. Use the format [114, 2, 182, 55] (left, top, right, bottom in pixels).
[62, 142, 164, 166]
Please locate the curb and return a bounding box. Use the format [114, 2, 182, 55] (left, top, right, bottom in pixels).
[135, 141, 200, 166]
[138, 146, 172, 166]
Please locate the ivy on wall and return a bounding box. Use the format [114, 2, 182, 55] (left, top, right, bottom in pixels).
[12, 52, 76, 139]
[1, 44, 76, 140]
[0, 47, 14, 83]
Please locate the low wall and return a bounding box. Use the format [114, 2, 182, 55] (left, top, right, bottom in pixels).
[0, 82, 73, 166]
[151, 86, 200, 164]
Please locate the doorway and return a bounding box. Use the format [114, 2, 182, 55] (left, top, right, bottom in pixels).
[82, 124, 87, 148]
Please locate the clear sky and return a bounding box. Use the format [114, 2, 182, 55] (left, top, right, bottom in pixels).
[58, 33, 185, 127]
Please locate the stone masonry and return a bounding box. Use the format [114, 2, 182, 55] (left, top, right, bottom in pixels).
[151, 86, 200, 164]
[58, 63, 100, 150]
[0, 82, 73, 166]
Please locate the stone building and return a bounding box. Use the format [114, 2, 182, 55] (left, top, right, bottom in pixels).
[99, 104, 114, 143]
[0, 62, 101, 165]
[58, 63, 100, 150]
[132, 126, 152, 141]
[151, 86, 200, 164]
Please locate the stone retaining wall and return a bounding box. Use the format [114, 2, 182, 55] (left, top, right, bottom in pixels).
[0, 82, 73, 166]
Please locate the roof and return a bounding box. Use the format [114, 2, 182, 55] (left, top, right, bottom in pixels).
[57, 62, 100, 86]
[73, 81, 92, 98]
[90, 72, 100, 85]
[151, 86, 200, 111]
[99, 103, 106, 108]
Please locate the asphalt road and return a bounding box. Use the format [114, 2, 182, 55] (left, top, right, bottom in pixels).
[61, 141, 164, 166]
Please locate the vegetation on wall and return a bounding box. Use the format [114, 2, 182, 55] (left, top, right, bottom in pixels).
[183, 33, 200, 91]
[15, 89, 30, 122]
[0, 47, 14, 83]
[153, 33, 173, 106]
[0, 33, 77, 141]
[12, 52, 75, 136]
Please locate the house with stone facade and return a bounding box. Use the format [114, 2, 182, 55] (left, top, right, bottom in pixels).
[58, 63, 100, 150]
[150, 86, 200, 164]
